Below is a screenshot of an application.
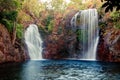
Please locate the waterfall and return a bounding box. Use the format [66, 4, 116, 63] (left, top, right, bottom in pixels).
[25, 24, 43, 60]
[71, 9, 99, 60]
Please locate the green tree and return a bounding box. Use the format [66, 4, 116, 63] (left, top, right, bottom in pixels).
[51, 0, 67, 12]
[0, 0, 23, 44]
[110, 11, 120, 29]
[22, 0, 45, 18]
[0, 0, 21, 12]
[68, 0, 84, 10]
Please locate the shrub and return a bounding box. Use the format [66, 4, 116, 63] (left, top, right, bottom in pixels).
[16, 23, 23, 39]
[0, 19, 13, 32]
[110, 11, 120, 29]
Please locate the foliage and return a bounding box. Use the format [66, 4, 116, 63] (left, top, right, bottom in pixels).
[0, 19, 24, 39]
[0, 0, 24, 39]
[68, 0, 84, 10]
[110, 11, 120, 21]
[1, 0, 116, 41]
[2, 0, 120, 59]
[0, 19, 13, 32]
[58, 26, 62, 34]
[110, 11, 120, 29]
[0, 11, 18, 21]
[45, 15, 54, 27]
[42, 15, 54, 33]
[51, 0, 67, 12]
[5, 11, 18, 21]
[76, 29, 87, 43]
[16, 23, 23, 39]
[101, 0, 120, 12]
[0, 0, 21, 12]
[22, 0, 44, 18]
[115, 22, 120, 29]
[99, 21, 106, 28]
[0, 10, 18, 33]
[76, 29, 81, 41]
[48, 20, 54, 33]
[17, 10, 31, 23]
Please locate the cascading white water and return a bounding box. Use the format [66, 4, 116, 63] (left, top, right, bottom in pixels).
[71, 9, 99, 60]
[25, 24, 43, 60]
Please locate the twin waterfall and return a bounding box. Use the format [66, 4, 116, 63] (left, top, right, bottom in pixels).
[25, 9, 99, 60]
[25, 24, 43, 60]
[71, 9, 99, 60]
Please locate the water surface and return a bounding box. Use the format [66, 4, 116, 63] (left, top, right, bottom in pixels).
[0, 60, 120, 80]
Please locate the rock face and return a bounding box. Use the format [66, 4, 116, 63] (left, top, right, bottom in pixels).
[43, 34, 68, 59]
[97, 27, 120, 62]
[63, 10, 78, 58]
[0, 24, 27, 63]
[43, 10, 78, 59]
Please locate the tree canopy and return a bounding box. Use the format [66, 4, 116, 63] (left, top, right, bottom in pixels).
[0, 0, 22, 12]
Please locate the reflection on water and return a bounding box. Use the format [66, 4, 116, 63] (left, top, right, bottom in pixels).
[0, 60, 120, 80]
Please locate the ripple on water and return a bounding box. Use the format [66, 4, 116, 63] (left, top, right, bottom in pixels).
[0, 60, 120, 80]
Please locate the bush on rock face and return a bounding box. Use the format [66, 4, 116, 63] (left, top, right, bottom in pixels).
[110, 11, 120, 29]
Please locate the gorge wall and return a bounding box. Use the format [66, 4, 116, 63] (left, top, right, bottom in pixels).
[97, 27, 120, 62]
[0, 24, 28, 63]
[43, 10, 120, 62]
[43, 10, 78, 59]
[0, 11, 120, 62]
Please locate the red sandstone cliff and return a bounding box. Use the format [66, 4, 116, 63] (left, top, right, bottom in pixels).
[97, 27, 120, 62]
[0, 24, 28, 63]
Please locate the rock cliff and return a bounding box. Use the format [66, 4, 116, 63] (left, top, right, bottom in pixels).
[97, 27, 120, 62]
[0, 24, 27, 63]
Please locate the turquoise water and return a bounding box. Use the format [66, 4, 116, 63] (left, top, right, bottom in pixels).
[0, 60, 120, 80]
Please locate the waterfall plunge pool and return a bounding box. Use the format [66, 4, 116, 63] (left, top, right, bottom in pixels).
[0, 60, 120, 80]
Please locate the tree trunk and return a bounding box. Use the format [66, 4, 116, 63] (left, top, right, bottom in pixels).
[12, 21, 16, 45]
